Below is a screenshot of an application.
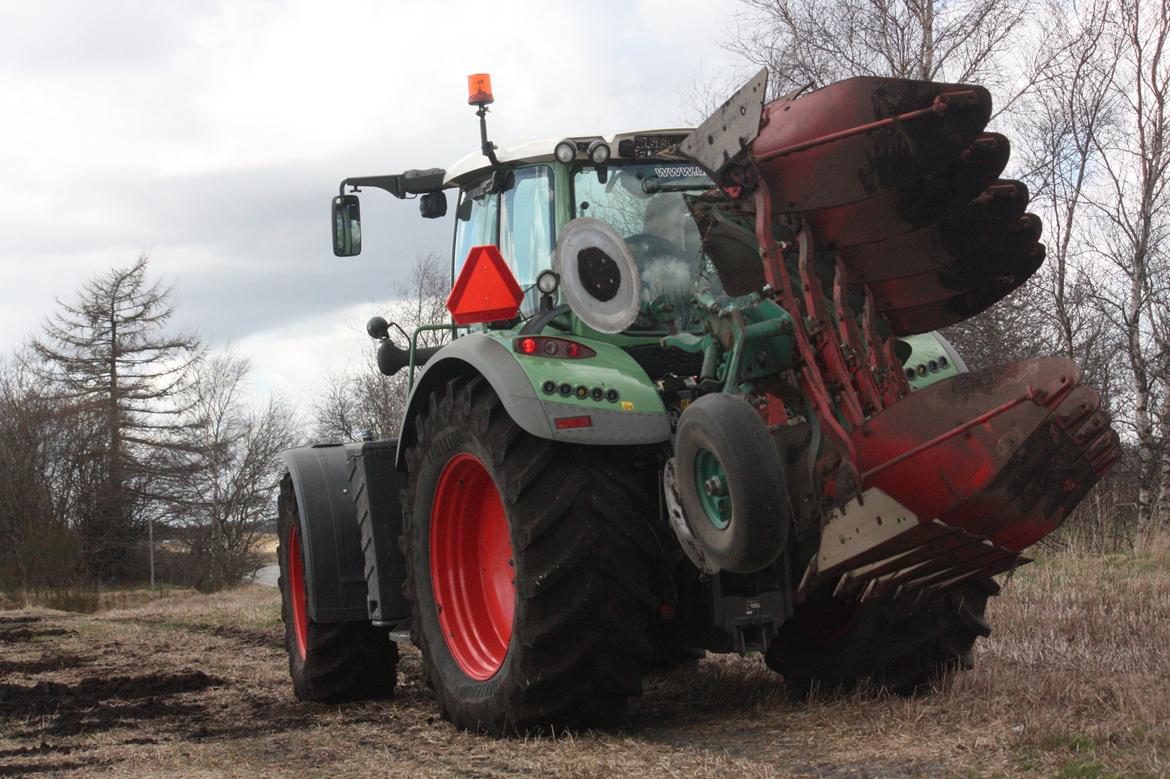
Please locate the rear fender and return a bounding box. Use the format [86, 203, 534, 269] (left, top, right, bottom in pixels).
[394, 332, 671, 469]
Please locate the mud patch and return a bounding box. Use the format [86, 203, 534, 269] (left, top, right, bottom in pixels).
[0, 742, 77, 759]
[114, 617, 279, 649]
[0, 615, 43, 625]
[208, 623, 280, 648]
[0, 671, 221, 738]
[0, 652, 92, 677]
[1, 757, 113, 776]
[0, 627, 75, 643]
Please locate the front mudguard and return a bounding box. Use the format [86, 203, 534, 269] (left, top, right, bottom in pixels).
[279, 443, 370, 624]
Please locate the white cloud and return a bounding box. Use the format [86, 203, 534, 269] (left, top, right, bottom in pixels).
[0, 0, 743, 414]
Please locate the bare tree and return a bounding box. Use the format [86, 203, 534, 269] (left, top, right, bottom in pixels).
[0, 353, 101, 597]
[727, 0, 1039, 105]
[1017, 0, 1120, 368]
[169, 354, 299, 590]
[940, 282, 1052, 370]
[310, 371, 367, 442]
[311, 251, 451, 442]
[1084, 0, 1170, 535]
[31, 254, 202, 579]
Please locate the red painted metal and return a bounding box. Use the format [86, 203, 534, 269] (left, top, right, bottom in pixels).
[753, 186, 857, 465]
[862, 286, 910, 405]
[800, 135, 1010, 250]
[754, 93, 969, 163]
[832, 257, 884, 415]
[749, 78, 991, 213]
[429, 453, 515, 681]
[446, 245, 524, 325]
[796, 226, 866, 428]
[287, 524, 308, 661]
[682, 70, 1121, 599]
[853, 358, 1120, 551]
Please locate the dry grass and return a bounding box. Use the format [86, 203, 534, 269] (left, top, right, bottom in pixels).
[10, 584, 200, 614]
[1, 551, 1167, 778]
[253, 533, 279, 565]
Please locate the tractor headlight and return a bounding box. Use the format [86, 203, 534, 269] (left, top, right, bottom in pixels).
[554, 139, 578, 164]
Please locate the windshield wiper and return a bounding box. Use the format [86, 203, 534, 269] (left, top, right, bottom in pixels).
[641, 175, 712, 194]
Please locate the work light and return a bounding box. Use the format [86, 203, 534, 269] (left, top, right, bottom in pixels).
[587, 140, 611, 165]
[554, 139, 578, 164]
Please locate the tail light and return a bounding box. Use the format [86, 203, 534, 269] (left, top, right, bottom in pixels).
[512, 337, 596, 359]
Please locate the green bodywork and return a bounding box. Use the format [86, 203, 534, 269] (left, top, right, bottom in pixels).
[405, 159, 960, 448]
[694, 448, 731, 529]
[900, 332, 963, 391]
[482, 330, 665, 416]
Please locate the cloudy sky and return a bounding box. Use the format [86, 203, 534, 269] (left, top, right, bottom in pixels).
[0, 0, 747, 413]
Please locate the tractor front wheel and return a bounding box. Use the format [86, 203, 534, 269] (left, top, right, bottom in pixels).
[277, 476, 398, 702]
[402, 376, 658, 733]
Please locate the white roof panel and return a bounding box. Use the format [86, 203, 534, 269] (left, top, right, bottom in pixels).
[443, 129, 695, 187]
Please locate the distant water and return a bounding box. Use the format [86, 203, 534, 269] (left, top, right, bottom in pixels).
[251, 564, 280, 588]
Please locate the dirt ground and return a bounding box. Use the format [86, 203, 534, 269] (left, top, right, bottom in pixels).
[1, 552, 1167, 778]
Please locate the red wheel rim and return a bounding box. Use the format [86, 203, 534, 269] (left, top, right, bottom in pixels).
[288, 524, 309, 660]
[430, 453, 515, 681]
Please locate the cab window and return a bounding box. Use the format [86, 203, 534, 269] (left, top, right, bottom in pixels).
[572, 163, 723, 331]
[453, 186, 499, 278]
[500, 165, 554, 288]
[453, 165, 553, 315]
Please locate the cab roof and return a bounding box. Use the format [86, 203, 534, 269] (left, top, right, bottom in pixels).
[443, 129, 695, 187]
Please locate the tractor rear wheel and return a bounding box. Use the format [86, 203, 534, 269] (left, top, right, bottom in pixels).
[765, 577, 999, 696]
[277, 475, 398, 702]
[402, 376, 658, 734]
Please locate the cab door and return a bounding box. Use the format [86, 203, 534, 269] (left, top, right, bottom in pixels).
[453, 165, 555, 315]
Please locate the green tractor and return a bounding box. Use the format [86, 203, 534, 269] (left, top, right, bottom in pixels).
[276, 71, 1118, 733]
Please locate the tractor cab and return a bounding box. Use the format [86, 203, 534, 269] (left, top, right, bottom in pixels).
[333, 70, 723, 339]
[445, 138, 725, 334]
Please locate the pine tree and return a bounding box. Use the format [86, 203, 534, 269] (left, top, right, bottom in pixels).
[32, 254, 201, 579]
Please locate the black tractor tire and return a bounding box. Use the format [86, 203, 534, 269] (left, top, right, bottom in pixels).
[765, 577, 999, 696]
[277, 475, 398, 702]
[401, 375, 658, 734]
[674, 393, 790, 574]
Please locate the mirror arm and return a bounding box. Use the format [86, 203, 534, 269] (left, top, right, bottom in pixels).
[340, 175, 408, 199]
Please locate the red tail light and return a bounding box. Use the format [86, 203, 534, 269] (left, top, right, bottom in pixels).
[512, 337, 595, 359]
[554, 415, 593, 430]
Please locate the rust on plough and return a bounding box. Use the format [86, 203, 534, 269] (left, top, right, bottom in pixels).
[680, 68, 1119, 601]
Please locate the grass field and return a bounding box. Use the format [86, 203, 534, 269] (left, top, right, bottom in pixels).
[1, 551, 1167, 778]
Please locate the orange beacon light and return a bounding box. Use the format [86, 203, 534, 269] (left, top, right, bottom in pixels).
[467, 73, 494, 106]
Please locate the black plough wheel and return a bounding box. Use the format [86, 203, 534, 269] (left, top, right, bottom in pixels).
[402, 375, 658, 733]
[765, 577, 1000, 695]
[277, 475, 398, 701]
[674, 393, 790, 574]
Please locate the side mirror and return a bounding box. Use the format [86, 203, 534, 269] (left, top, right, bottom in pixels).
[332, 194, 362, 256]
[420, 191, 447, 219]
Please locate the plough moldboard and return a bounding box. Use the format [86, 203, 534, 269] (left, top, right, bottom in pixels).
[679, 69, 1119, 601]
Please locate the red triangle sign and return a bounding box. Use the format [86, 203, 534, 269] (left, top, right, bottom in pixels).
[446, 245, 524, 325]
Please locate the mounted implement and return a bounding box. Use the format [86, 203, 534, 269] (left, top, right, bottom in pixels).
[274, 69, 1118, 733]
